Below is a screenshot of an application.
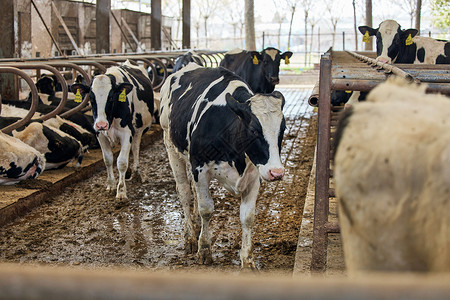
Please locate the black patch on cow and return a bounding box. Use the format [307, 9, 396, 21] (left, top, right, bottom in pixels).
[59, 123, 97, 149]
[41, 125, 81, 167]
[417, 47, 425, 63]
[135, 113, 143, 128]
[436, 42, 450, 64]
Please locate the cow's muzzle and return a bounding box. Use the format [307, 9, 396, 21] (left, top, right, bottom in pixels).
[95, 121, 109, 131]
[270, 77, 280, 85]
[267, 168, 285, 181]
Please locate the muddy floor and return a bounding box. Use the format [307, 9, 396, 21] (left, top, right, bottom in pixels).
[0, 87, 317, 276]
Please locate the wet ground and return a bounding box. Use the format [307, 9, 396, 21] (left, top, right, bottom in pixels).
[0, 87, 317, 276]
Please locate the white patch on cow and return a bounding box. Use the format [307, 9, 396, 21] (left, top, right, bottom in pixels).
[91, 75, 113, 127]
[264, 49, 279, 61]
[413, 36, 447, 64]
[225, 48, 244, 55]
[249, 94, 284, 180]
[377, 20, 400, 63]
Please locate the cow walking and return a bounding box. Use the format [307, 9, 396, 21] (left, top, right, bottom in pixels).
[160, 63, 286, 269]
[220, 47, 292, 93]
[72, 60, 154, 199]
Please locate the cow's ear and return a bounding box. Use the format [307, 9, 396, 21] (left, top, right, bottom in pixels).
[358, 26, 377, 36]
[271, 91, 286, 110]
[281, 51, 293, 59]
[117, 83, 134, 95]
[401, 28, 418, 40]
[249, 51, 263, 65]
[226, 93, 251, 121]
[70, 83, 90, 97]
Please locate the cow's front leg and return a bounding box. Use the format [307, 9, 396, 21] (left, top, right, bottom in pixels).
[239, 170, 260, 270]
[116, 133, 132, 199]
[97, 134, 115, 193]
[195, 169, 214, 265]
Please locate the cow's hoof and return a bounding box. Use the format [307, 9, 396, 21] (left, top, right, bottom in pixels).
[185, 238, 198, 255]
[241, 257, 257, 271]
[116, 192, 128, 199]
[197, 248, 213, 265]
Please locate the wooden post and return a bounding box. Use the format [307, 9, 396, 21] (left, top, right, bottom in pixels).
[96, 0, 110, 54]
[151, 0, 162, 50]
[0, 1, 16, 100]
[182, 0, 190, 49]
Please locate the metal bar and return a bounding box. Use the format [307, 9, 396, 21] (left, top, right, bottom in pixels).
[182, 0, 190, 49]
[51, 0, 82, 55]
[30, 0, 65, 57]
[0, 67, 38, 134]
[346, 50, 419, 83]
[151, 0, 162, 50]
[332, 79, 450, 95]
[311, 53, 332, 273]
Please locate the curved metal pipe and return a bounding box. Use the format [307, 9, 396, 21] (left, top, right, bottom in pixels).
[0, 63, 68, 121]
[0, 67, 39, 134]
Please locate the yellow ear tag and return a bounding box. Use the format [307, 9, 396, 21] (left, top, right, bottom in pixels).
[118, 89, 127, 102]
[363, 31, 370, 43]
[252, 55, 259, 65]
[159, 68, 164, 74]
[405, 34, 413, 46]
[345, 90, 352, 93]
[285, 56, 290, 64]
[74, 89, 83, 103]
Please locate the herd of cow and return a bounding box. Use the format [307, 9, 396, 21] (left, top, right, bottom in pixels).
[0, 19, 449, 273]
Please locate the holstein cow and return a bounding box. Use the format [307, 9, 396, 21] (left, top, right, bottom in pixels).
[71, 60, 154, 199]
[334, 78, 450, 273]
[220, 47, 293, 93]
[1, 104, 97, 151]
[0, 117, 83, 170]
[358, 19, 449, 64]
[160, 63, 286, 269]
[0, 131, 45, 185]
[172, 50, 204, 72]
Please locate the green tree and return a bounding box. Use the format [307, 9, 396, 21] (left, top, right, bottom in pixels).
[430, 0, 450, 32]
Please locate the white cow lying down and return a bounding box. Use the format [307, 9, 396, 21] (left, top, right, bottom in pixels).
[334, 77, 450, 273]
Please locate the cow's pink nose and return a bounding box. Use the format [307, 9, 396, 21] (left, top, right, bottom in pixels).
[269, 168, 285, 180]
[95, 121, 109, 131]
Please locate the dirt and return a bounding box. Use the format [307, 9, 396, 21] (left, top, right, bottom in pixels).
[0, 88, 317, 276]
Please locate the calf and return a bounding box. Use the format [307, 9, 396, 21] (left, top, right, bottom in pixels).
[220, 47, 292, 93]
[0, 131, 45, 185]
[72, 60, 154, 199]
[334, 78, 450, 273]
[160, 63, 286, 269]
[359, 19, 449, 64]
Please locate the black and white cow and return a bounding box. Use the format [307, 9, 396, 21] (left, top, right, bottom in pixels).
[0, 116, 83, 170]
[172, 50, 204, 72]
[220, 47, 293, 93]
[160, 63, 286, 269]
[71, 60, 155, 199]
[0, 131, 45, 185]
[359, 19, 450, 64]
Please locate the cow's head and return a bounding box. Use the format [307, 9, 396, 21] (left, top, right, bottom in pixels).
[359, 20, 418, 64]
[250, 48, 293, 88]
[71, 76, 133, 132]
[226, 91, 286, 181]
